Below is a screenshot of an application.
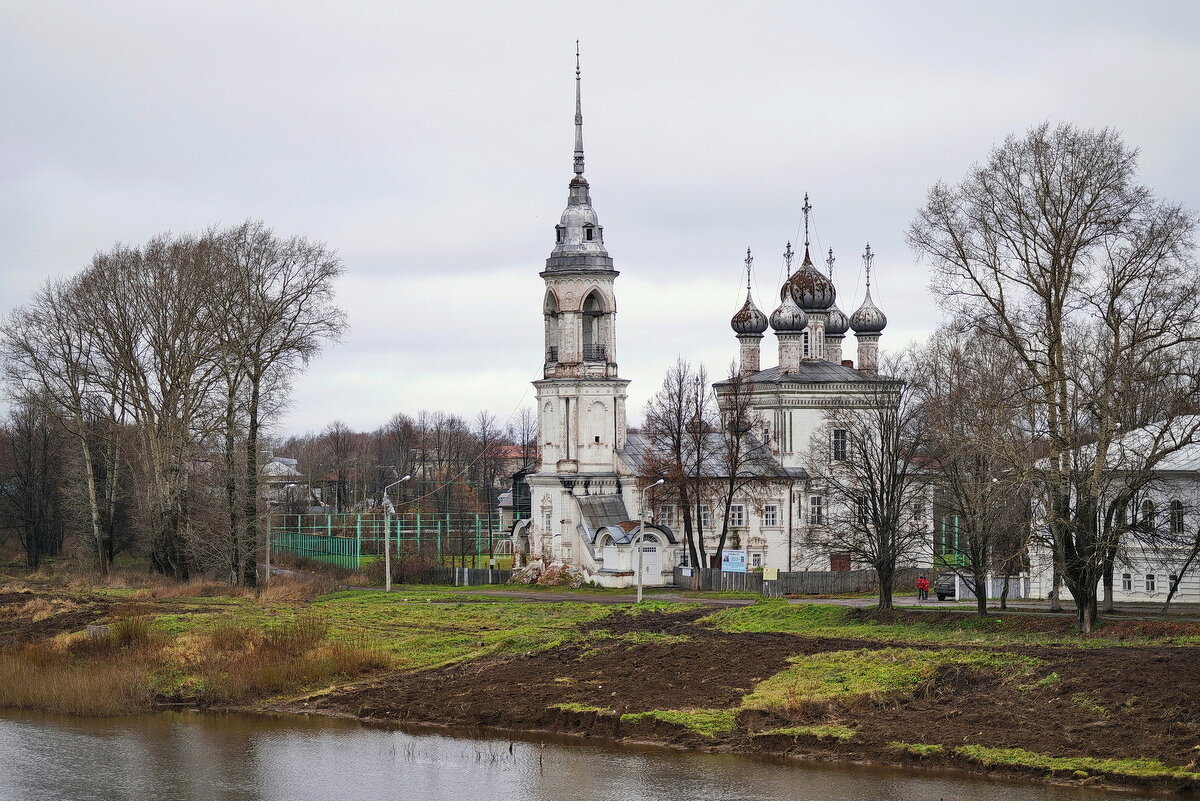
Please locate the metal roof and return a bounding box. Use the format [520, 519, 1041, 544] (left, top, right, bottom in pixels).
[620, 432, 803, 481]
[714, 362, 896, 386]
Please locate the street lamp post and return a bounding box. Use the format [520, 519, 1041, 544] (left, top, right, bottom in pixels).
[382, 475, 412, 593]
[636, 478, 665, 603]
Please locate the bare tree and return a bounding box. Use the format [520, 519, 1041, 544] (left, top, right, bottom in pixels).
[711, 363, 779, 568]
[914, 330, 1033, 615]
[219, 221, 346, 585]
[805, 359, 928, 611]
[910, 121, 1200, 631]
[0, 394, 68, 569]
[509, 406, 538, 468]
[643, 359, 717, 568]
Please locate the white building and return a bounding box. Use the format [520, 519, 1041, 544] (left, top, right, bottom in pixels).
[512, 61, 928, 586]
[1030, 418, 1200, 604]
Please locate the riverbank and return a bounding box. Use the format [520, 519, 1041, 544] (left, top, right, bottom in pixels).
[3, 572, 1200, 795]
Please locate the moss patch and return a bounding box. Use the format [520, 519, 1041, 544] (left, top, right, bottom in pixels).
[888, 741, 945, 757]
[741, 648, 1039, 713]
[762, 724, 855, 741]
[954, 745, 1200, 781]
[620, 708, 737, 737]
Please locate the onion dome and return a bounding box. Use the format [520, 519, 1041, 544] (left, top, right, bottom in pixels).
[850, 292, 887, 333]
[731, 248, 768, 334]
[770, 289, 809, 332]
[781, 247, 837, 312]
[825, 304, 850, 335]
[850, 243, 887, 333]
[732, 294, 768, 335]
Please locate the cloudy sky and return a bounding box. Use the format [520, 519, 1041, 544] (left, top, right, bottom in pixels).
[3, 1, 1198, 438]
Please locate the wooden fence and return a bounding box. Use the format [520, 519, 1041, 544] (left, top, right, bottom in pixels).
[672, 566, 924, 596]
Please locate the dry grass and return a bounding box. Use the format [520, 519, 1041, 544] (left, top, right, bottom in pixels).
[0, 644, 154, 716]
[0, 597, 81, 622]
[192, 616, 389, 704]
[257, 574, 339, 603]
[132, 579, 249, 600]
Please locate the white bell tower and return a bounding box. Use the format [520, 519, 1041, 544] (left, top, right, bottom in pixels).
[526, 46, 632, 565]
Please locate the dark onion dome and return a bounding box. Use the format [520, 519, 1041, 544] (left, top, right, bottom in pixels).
[770, 289, 808, 332]
[850, 290, 887, 334]
[731, 292, 769, 335]
[825, 303, 850, 335]
[780, 247, 836, 312]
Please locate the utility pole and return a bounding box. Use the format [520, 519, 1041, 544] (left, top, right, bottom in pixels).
[382, 475, 412, 593]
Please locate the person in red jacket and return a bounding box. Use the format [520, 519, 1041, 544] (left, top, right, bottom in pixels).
[915, 575, 931, 601]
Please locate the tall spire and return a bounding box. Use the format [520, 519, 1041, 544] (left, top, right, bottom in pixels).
[745, 247, 753, 293]
[802, 192, 812, 249]
[573, 41, 585, 177]
[863, 243, 874, 296]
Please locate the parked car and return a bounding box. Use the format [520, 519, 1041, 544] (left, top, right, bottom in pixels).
[934, 572, 956, 601]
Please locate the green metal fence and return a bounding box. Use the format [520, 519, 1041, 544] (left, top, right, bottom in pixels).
[269, 512, 514, 570]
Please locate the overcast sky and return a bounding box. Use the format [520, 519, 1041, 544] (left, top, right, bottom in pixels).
[3, 1, 1198, 439]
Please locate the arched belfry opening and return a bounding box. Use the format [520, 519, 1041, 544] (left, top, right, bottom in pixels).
[544, 290, 560, 363]
[581, 290, 607, 362]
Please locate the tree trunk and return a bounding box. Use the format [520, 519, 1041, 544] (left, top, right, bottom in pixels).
[876, 564, 895, 611]
[973, 567, 988, 616]
[1100, 538, 1117, 613]
[242, 376, 261, 587]
[224, 378, 241, 585]
[77, 427, 109, 576]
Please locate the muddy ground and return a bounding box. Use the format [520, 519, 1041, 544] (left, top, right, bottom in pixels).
[297, 606, 1200, 793]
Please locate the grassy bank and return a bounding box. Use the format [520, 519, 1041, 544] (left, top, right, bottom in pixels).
[5, 576, 1200, 793]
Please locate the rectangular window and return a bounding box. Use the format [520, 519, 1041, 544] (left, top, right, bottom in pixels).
[808, 496, 823, 525]
[1121, 573, 1132, 591]
[657, 506, 675, 527]
[700, 505, 711, 529]
[802, 331, 810, 358]
[762, 504, 778, 527]
[751, 553, 762, 567]
[730, 504, 745, 527]
[1145, 574, 1157, 592]
[832, 429, 848, 461]
[1169, 574, 1179, 592]
[856, 496, 868, 526]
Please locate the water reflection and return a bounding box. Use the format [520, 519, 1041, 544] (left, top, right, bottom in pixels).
[0, 712, 1156, 801]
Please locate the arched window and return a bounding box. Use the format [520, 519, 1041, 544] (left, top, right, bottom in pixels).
[1141, 499, 1156, 531]
[802, 331, 810, 358]
[1170, 500, 1185, 537]
[581, 291, 605, 361]
[544, 291, 560, 362]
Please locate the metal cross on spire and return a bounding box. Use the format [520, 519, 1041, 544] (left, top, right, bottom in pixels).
[802, 192, 813, 248]
[783, 241, 794, 275]
[744, 247, 753, 291]
[862, 243, 874, 290]
[826, 247, 836, 278]
[573, 41, 585, 177]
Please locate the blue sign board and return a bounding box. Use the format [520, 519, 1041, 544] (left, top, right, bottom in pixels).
[721, 550, 747, 573]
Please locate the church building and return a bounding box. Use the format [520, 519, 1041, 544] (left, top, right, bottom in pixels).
[511, 58, 918, 586]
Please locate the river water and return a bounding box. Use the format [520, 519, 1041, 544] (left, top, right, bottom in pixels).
[0, 712, 1157, 801]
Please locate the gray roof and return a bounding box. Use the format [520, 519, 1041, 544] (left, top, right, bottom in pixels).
[620, 432, 802, 481]
[714, 362, 896, 386]
[577, 495, 630, 529]
[1064, 416, 1200, 474]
